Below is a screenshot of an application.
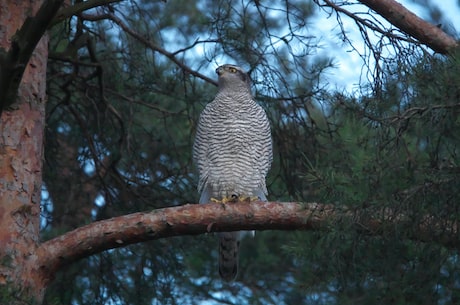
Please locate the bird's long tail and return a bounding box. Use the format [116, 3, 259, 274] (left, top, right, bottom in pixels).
[218, 232, 240, 281]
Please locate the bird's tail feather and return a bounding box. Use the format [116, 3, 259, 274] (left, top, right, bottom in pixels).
[218, 232, 240, 281]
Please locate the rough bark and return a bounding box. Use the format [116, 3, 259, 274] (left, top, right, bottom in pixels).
[358, 0, 458, 54]
[37, 201, 459, 282]
[0, 1, 55, 304]
[0, 0, 64, 113]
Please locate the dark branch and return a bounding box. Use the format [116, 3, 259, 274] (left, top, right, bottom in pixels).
[51, 0, 123, 26]
[0, 0, 65, 114]
[319, 0, 418, 45]
[358, 0, 458, 54]
[81, 13, 218, 86]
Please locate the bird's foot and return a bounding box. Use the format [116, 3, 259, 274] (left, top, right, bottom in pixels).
[238, 196, 260, 203]
[211, 195, 259, 203]
[210, 196, 236, 203]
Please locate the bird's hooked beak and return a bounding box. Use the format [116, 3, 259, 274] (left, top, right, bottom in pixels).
[215, 66, 226, 76]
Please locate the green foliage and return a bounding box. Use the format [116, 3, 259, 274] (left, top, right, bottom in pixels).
[285, 51, 460, 305]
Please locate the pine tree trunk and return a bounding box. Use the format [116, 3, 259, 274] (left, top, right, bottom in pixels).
[0, 1, 48, 304]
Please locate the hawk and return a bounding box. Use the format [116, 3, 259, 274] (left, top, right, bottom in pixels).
[193, 64, 273, 280]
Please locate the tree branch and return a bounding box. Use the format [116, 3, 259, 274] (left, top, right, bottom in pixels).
[319, 0, 418, 45]
[87, 13, 219, 86]
[37, 201, 459, 282]
[0, 0, 65, 114]
[358, 0, 458, 54]
[51, 0, 122, 26]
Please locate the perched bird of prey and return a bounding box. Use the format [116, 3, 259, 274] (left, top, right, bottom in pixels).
[193, 64, 273, 281]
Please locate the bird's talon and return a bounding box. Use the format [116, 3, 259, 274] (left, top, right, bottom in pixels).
[239, 196, 259, 203]
[206, 223, 215, 232]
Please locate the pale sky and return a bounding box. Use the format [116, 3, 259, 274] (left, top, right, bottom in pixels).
[313, 0, 460, 93]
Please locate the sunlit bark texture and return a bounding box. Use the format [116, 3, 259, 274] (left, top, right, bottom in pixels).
[358, 0, 458, 53]
[0, 1, 48, 304]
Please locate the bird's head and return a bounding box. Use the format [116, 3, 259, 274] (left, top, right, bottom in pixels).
[215, 64, 251, 92]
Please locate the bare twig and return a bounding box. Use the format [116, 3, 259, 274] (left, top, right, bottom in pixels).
[358, 0, 458, 54]
[80, 13, 218, 86]
[51, 0, 123, 26]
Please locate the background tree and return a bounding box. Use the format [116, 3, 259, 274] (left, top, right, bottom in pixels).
[0, 0, 459, 304]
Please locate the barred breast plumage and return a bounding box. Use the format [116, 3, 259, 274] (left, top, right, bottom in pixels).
[193, 64, 272, 281]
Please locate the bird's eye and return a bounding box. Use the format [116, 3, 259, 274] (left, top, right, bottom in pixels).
[228, 67, 237, 73]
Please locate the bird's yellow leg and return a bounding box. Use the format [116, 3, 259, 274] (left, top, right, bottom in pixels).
[210, 196, 235, 203]
[222, 195, 238, 203]
[238, 196, 260, 203]
[210, 194, 240, 203]
[210, 195, 259, 204]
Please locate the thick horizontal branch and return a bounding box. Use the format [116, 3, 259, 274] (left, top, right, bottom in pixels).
[37, 202, 316, 276]
[358, 0, 458, 54]
[37, 201, 459, 282]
